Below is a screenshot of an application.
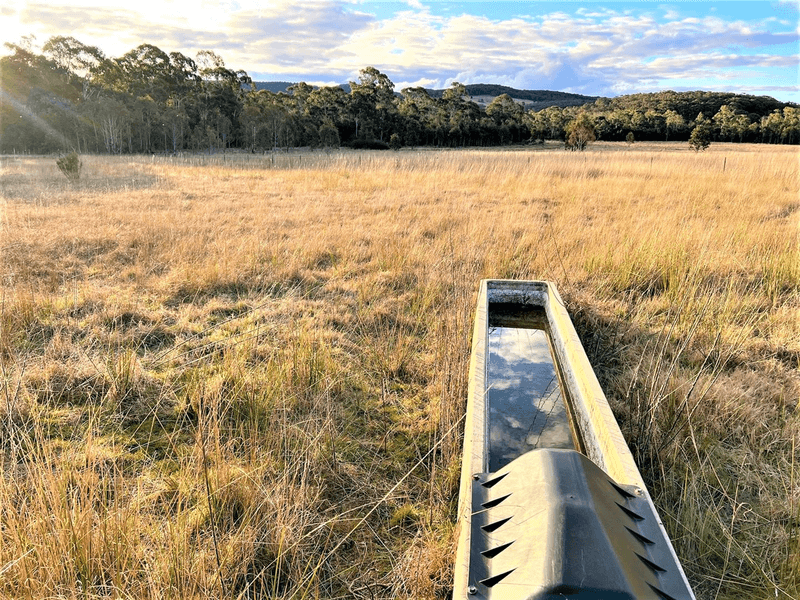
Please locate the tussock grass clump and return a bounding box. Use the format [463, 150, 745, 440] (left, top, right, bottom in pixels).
[56, 152, 82, 182]
[0, 143, 797, 599]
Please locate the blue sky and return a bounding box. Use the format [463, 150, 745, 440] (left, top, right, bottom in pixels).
[2, 1, 798, 101]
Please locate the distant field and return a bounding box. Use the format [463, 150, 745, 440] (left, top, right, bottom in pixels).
[1, 144, 798, 599]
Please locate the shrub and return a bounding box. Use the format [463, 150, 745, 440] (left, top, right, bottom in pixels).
[389, 133, 402, 151]
[626, 131, 635, 145]
[564, 113, 596, 151]
[56, 152, 82, 182]
[689, 113, 713, 152]
[689, 125, 712, 152]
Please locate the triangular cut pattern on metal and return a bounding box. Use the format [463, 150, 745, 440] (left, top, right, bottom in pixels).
[648, 582, 679, 600]
[636, 553, 667, 573]
[482, 473, 508, 489]
[610, 480, 636, 499]
[625, 526, 655, 546]
[481, 493, 512, 509]
[481, 516, 512, 533]
[616, 502, 645, 521]
[480, 569, 516, 588]
[480, 541, 515, 559]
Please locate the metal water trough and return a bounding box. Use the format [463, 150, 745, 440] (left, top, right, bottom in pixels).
[453, 280, 695, 600]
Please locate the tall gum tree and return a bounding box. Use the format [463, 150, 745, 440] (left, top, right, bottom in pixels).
[349, 66, 396, 141]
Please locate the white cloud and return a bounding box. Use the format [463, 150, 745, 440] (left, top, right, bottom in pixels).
[2, 1, 798, 100]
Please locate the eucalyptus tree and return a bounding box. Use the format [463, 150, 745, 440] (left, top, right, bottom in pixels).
[780, 107, 800, 144]
[441, 82, 482, 145]
[163, 99, 189, 152]
[664, 110, 686, 141]
[286, 82, 322, 145]
[42, 36, 104, 85]
[713, 105, 755, 142]
[191, 50, 250, 150]
[524, 109, 548, 142]
[564, 111, 596, 150]
[629, 110, 649, 138]
[348, 66, 397, 141]
[486, 93, 527, 143]
[399, 87, 436, 145]
[90, 56, 127, 96]
[245, 89, 298, 149]
[645, 109, 666, 139]
[1, 43, 85, 152]
[116, 44, 173, 103]
[761, 110, 784, 143]
[606, 109, 632, 139]
[539, 105, 567, 140]
[287, 82, 313, 109]
[81, 94, 131, 153]
[306, 85, 350, 141]
[396, 88, 419, 145]
[132, 94, 159, 152]
[167, 51, 200, 101]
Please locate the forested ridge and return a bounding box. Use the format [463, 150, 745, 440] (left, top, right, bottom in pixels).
[2, 37, 798, 155]
[426, 84, 596, 106]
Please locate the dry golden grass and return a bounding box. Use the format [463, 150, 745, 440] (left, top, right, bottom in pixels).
[0, 142, 798, 599]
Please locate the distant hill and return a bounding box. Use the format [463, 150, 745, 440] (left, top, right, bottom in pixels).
[253, 81, 295, 93]
[428, 84, 597, 109]
[253, 81, 596, 109]
[595, 90, 795, 121]
[250, 82, 795, 118]
[254, 81, 352, 94]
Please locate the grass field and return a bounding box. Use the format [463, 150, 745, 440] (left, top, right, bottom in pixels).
[1, 142, 798, 599]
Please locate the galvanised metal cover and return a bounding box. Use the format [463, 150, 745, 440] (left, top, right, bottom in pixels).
[469, 450, 689, 599]
[453, 280, 695, 600]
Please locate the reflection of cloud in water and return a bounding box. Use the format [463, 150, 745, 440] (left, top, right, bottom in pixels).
[490, 327, 553, 367]
[488, 327, 574, 472]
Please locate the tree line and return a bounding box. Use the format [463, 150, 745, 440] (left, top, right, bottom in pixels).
[2, 37, 798, 155]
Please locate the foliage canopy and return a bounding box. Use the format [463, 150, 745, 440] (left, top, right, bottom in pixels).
[1, 38, 798, 154]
